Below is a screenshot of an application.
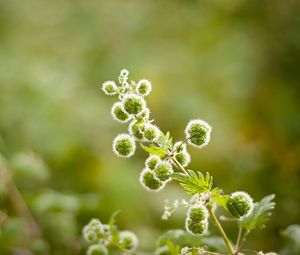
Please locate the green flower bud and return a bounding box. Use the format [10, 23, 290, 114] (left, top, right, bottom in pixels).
[87, 244, 108, 255]
[111, 102, 130, 123]
[155, 246, 172, 255]
[137, 107, 150, 120]
[174, 151, 190, 167]
[140, 168, 165, 192]
[145, 155, 161, 170]
[123, 94, 146, 115]
[102, 81, 117, 96]
[128, 120, 145, 140]
[136, 79, 152, 97]
[113, 134, 136, 158]
[226, 191, 253, 218]
[153, 161, 173, 182]
[118, 69, 129, 84]
[185, 205, 208, 235]
[144, 124, 160, 142]
[83, 219, 104, 243]
[173, 141, 187, 153]
[118, 231, 138, 251]
[185, 120, 212, 148]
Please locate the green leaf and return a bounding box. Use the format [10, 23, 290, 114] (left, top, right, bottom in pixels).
[156, 132, 173, 150]
[171, 170, 213, 195]
[212, 188, 229, 209]
[239, 194, 275, 231]
[140, 143, 167, 157]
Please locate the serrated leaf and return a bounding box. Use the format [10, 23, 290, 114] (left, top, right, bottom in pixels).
[140, 143, 167, 157]
[171, 170, 213, 195]
[239, 194, 275, 231]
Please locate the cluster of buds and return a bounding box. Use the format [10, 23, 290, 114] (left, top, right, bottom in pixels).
[226, 191, 253, 218]
[83, 218, 138, 254]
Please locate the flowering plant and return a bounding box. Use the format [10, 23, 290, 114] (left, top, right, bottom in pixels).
[83, 70, 277, 255]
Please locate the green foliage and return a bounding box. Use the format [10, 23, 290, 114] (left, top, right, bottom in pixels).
[140, 143, 167, 158]
[171, 170, 213, 195]
[280, 225, 300, 255]
[156, 131, 173, 151]
[239, 194, 275, 231]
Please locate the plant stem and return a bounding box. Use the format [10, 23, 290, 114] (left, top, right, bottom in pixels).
[0, 165, 41, 238]
[171, 156, 188, 174]
[207, 206, 234, 255]
[235, 226, 243, 252]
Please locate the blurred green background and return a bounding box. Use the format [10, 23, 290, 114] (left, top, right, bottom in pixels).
[0, 0, 300, 254]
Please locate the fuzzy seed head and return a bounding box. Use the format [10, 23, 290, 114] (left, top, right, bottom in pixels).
[118, 231, 139, 251]
[136, 79, 152, 96]
[102, 81, 118, 96]
[175, 151, 191, 167]
[83, 219, 104, 243]
[145, 155, 161, 170]
[144, 124, 160, 142]
[140, 168, 165, 192]
[128, 120, 145, 140]
[112, 134, 136, 158]
[153, 161, 173, 182]
[185, 119, 212, 148]
[185, 205, 209, 235]
[226, 191, 253, 218]
[123, 94, 146, 115]
[111, 102, 130, 123]
[87, 244, 108, 255]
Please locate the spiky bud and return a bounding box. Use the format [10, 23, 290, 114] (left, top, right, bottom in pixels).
[174, 151, 190, 167]
[185, 120, 212, 148]
[153, 161, 173, 182]
[226, 191, 253, 218]
[102, 81, 118, 96]
[83, 219, 104, 243]
[136, 79, 152, 97]
[123, 94, 146, 115]
[128, 120, 145, 140]
[118, 231, 138, 251]
[185, 205, 208, 235]
[112, 134, 136, 158]
[87, 244, 108, 255]
[111, 102, 130, 123]
[144, 124, 160, 142]
[137, 107, 150, 120]
[145, 155, 161, 170]
[140, 168, 165, 191]
[173, 141, 187, 153]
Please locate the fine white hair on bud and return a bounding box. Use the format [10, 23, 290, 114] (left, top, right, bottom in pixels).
[145, 155, 161, 170]
[122, 94, 146, 115]
[120, 69, 129, 77]
[128, 120, 145, 141]
[226, 191, 253, 218]
[153, 161, 173, 182]
[102, 81, 118, 96]
[174, 151, 191, 167]
[137, 107, 150, 120]
[185, 119, 212, 148]
[82, 218, 104, 243]
[111, 102, 130, 123]
[139, 168, 166, 192]
[185, 204, 209, 236]
[173, 141, 187, 153]
[112, 134, 136, 158]
[143, 123, 160, 142]
[118, 230, 139, 251]
[136, 79, 152, 97]
[87, 244, 108, 255]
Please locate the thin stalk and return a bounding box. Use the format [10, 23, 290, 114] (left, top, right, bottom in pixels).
[235, 226, 243, 252]
[208, 207, 234, 255]
[171, 156, 188, 174]
[0, 165, 40, 238]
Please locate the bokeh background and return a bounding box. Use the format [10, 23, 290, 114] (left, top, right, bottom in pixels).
[0, 0, 300, 254]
